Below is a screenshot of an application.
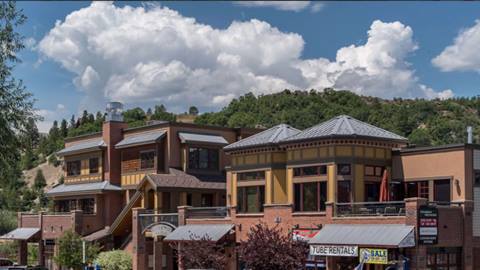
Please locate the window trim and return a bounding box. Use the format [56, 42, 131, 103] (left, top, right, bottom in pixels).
[293, 165, 328, 178]
[237, 185, 265, 213]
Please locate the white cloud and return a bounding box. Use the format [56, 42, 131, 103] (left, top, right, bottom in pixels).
[310, 2, 325, 13]
[37, 3, 452, 114]
[36, 104, 69, 133]
[235, 1, 311, 12]
[432, 20, 480, 72]
[24, 37, 37, 50]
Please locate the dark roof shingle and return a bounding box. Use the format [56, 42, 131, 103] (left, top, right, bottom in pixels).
[147, 169, 225, 190]
[224, 124, 300, 151]
[282, 115, 407, 143]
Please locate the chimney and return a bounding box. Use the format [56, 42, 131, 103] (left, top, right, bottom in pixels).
[467, 126, 473, 144]
[102, 102, 128, 185]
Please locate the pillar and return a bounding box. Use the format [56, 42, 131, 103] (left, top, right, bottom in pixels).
[133, 208, 147, 270]
[17, 240, 28, 266]
[462, 200, 474, 270]
[153, 237, 163, 270]
[404, 197, 427, 269]
[38, 240, 45, 266]
[327, 164, 336, 202]
[71, 210, 83, 235]
[265, 170, 272, 204]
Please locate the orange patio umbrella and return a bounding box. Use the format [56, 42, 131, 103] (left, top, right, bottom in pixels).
[379, 168, 390, 202]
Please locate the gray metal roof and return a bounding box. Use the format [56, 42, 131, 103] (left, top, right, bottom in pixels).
[164, 224, 234, 242]
[146, 168, 226, 190]
[57, 138, 106, 156]
[46, 181, 121, 197]
[0, 228, 40, 240]
[309, 224, 415, 248]
[115, 130, 167, 149]
[83, 227, 111, 242]
[178, 132, 228, 145]
[283, 115, 407, 143]
[224, 124, 301, 151]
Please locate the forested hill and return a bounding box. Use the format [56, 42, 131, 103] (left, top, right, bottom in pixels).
[195, 89, 480, 147]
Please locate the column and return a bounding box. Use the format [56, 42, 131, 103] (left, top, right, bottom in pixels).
[71, 209, 83, 235]
[327, 164, 336, 202]
[133, 207, 147, 270]
[153, 237, 163, 270]
[38, 240, 45, 266]
[462, 200, 474, 270]
[17, 240, 28, 266]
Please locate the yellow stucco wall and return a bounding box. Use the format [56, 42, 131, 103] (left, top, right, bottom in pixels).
[272, 169, 287, 204]
[327, 164, 336, 202]
[354, 164, 365, 202]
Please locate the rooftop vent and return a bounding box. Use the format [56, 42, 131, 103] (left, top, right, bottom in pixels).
[467, 126, 473, 144]
[106, 102, 123, 122]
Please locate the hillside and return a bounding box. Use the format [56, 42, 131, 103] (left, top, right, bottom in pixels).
[23, 160, 62, 190]
[195, 89, 480, 146]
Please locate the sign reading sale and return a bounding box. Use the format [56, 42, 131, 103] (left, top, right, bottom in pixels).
[359, 248, 388, 264]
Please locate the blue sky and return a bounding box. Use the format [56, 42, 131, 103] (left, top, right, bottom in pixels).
[14, 1, 480, 132]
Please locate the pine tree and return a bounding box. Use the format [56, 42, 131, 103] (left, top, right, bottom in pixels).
[189, 106, 199, 115]
[60, 119, 68, 137]
[69, 115, 76, 129]
[33, 169, 46, 191]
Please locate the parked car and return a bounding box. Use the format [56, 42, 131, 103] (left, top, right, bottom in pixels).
[0, 258, 13, 270]
[7, 266, 47, 270]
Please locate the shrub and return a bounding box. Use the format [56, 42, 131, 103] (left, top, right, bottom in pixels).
[94, 250, 132, 270]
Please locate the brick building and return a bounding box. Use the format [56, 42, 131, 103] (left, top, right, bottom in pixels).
[165, 115, 480, 270]
[1, 102, 259, 269]
[3, 109, 480, 269]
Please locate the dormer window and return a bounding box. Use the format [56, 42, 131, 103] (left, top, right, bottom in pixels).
[188, 147, 219, 171]
[140, 150, 155, 170]
[66, 160, 81, 176]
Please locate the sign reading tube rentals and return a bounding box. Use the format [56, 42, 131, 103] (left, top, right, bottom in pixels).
[359, 248, 388, 265]
[310, 245, 358, 257]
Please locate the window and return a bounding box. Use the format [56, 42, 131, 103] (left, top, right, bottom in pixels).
[293, 165, 327, 177]
[427, 248, 461, 269]
[89, 158, 99, 174]
[434, 180, 451, 202]
[365, 165, 384, 177]
[406, 181, 429, 199]
[237, 186, 265, 213]
[337, 164, 351, 175]
[79, 198, 95, 214]
[187, 193, 193, 206]
[238, 171, 265, 181]
[55, 200, 74, 213]
[201, 194, 214, 207]
[294, 182, 327, 212]
[188, 147, 219, 170]
[390, 182, 405, 201]
[365, 182, 380, 202]
[140, 150, 155, 170]
[337, 180, 351, 203]
[66, 160, 81, 176]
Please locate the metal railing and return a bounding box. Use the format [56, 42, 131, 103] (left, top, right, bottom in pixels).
[335, 201, 406, 217]
[186, 207, 229, 219]
[138, 211, 179, 232]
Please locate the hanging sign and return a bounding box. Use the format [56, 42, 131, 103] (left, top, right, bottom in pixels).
[359, 248, 388, 264]
[310, 245, 358, 257]
[418, 205, 438, 245]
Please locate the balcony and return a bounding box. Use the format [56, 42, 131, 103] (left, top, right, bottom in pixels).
[186, 207, 229, 219]
[138, 211, 179, 233]
[334, 201, 406, 217]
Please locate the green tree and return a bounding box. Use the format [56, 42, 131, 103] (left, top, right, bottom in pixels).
[54, 230, 100, 269]
[0, 1, 36, 211]
[33, 169, 46, 191]
[60, 119, 68, 137]
[151, 104, 175, 122]
[188, 106, 199, 115]
[94, 250, 132, 270]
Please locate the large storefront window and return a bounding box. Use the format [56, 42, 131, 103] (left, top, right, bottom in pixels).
[79, 198, 95, 214]
[337, 180, 351, 203]
[294, 182, 327, 212]
[237, 186, 265, 213]
[427, 247, 461, 270]
[66, 160, 81, 176]
[188, 147, 219, 171]
[406, 181, 429, 199]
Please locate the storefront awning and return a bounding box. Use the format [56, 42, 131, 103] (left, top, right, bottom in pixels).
[178, 132, 228, 146]
[309, 224, 415, 248]
[164, 224, 234, 242]
[0, 228, 40, 240]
